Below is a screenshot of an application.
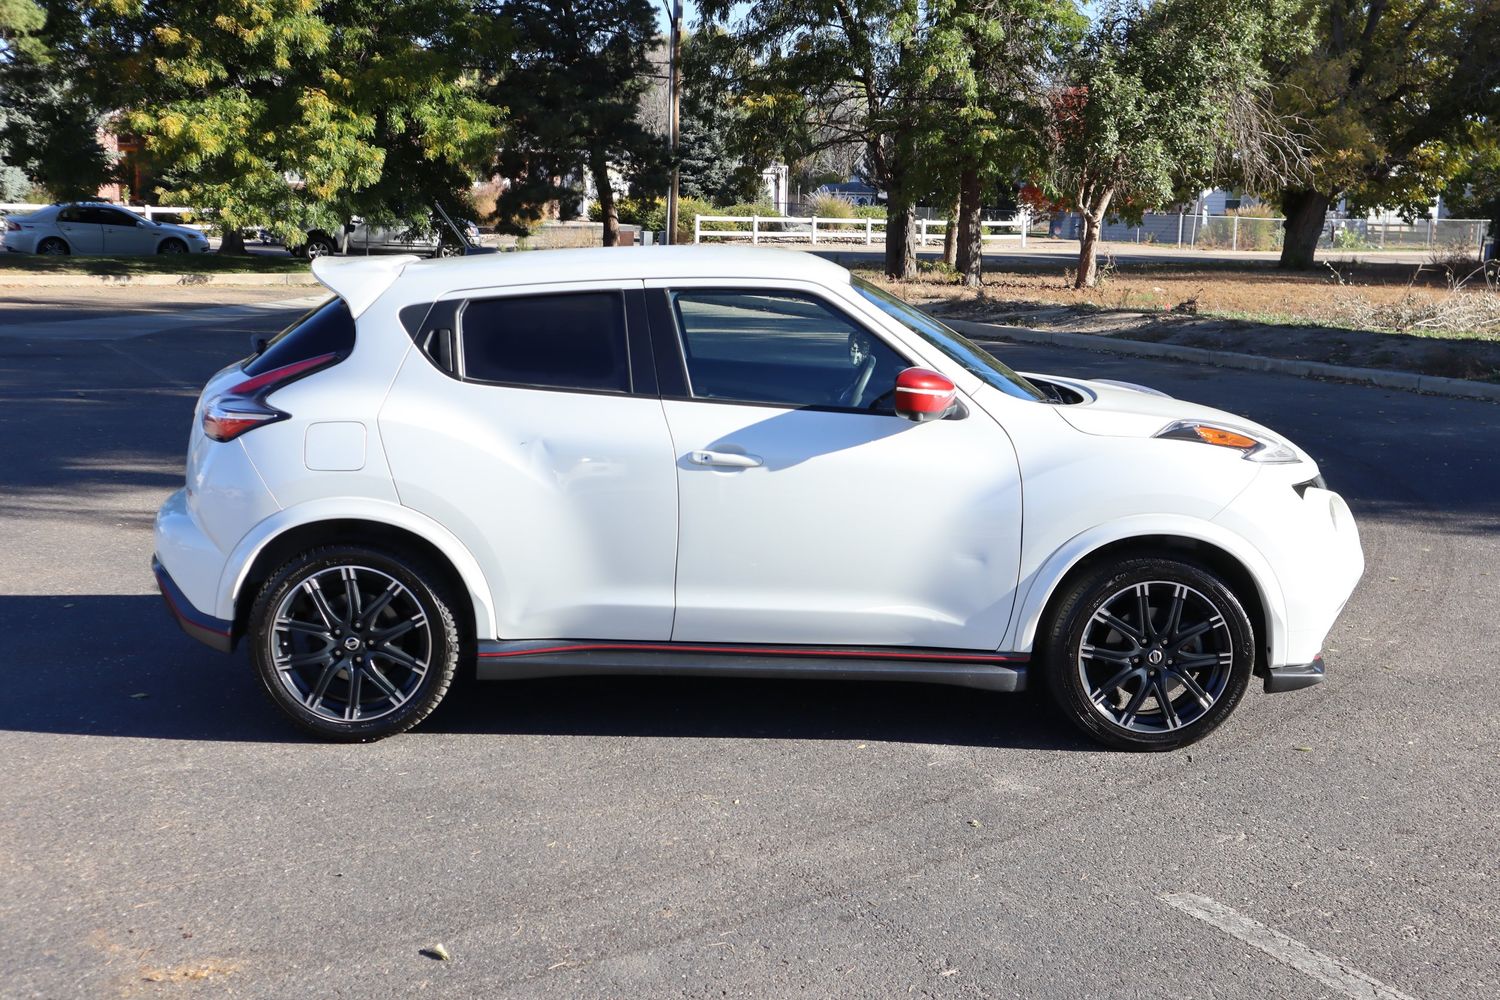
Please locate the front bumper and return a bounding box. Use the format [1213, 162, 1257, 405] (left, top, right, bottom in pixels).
[153, 556, 234, 652]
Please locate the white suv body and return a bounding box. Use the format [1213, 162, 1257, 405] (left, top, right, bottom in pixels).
[153, 247, 1363, 748]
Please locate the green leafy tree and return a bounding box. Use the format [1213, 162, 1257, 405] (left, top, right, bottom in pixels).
[483, 0, 665, 247]
[1047, 0, 1305, 287]
[1442, 122, 1500, 263]
[1269, 1, 1500, 269]
[676, 33, 761, 205]
[0, 0, 115, 200]
[700, 0, 976, 279]
[46, 0, 501, 251]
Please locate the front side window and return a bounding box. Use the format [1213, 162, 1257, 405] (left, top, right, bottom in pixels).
[672, 290, 907, 410]
[460, 292, 630, 393]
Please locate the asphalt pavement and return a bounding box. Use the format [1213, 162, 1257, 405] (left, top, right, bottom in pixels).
[1, 288, 1497, 999]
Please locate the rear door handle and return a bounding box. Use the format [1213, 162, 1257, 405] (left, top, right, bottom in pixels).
[690, 450, 763, 468]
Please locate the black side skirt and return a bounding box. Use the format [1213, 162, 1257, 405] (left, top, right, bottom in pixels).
[477, 639, 1029, 692]
[1264, 656, 1325, 693]
[153, 557, 235, 653]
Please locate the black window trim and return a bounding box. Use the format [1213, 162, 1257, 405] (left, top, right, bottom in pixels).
[652, 285, 921, 417]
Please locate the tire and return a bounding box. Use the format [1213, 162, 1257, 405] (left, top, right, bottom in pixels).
[300, 235, 337, 260]
[1040, 556, 1254, 751]
[37, 237, 69, 256]
[434, 241, 465, 258]
[248, 545, 461, 741]
[158, 238, 188, 254]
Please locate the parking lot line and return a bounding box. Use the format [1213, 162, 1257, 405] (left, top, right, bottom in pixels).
[1160, 892, 1419, 1000]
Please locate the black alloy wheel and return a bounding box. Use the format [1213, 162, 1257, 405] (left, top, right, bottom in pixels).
[37, 237, 69, 255]
[249, 546, 460, 740]
[1043, 556, 1254, 750]
[158, 238, 188, 254]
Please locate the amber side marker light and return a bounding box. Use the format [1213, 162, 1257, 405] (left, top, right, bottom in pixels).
[1152, 419, 1300, 464]
[1191, 425, 1259, 450]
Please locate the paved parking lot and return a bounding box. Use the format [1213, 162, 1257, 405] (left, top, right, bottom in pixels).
[1, 287, 1497, 999]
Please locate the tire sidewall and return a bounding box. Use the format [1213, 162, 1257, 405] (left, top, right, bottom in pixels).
[38, 238, 69, 256]
[249, 545, 459, 741]
[1044, 557, 1254, 751]
[158, 238, 187, 254]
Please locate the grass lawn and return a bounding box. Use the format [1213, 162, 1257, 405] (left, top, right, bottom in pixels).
[0, 252, 310, 275]
[864, 256, 1500, 340]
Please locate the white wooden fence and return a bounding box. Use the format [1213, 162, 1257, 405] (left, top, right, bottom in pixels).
[693, 212, 1029, 248]
[0, 201, 197, 223]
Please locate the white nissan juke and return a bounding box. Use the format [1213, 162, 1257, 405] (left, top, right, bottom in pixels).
[152, 247, 1363, 749]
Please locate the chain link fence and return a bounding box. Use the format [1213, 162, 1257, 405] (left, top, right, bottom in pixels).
[1079, 212, 1491, 255]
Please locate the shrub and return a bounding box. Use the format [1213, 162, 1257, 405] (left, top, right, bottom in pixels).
[853, 204, 887, 219]
[807, 193, 856, 218]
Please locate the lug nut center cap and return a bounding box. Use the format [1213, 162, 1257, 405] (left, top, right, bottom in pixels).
[343, 636, 361, 651]
[1147, 650, 1164, 665]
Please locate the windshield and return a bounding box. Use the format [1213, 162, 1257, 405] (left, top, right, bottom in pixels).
[852, 278, 1046, 402]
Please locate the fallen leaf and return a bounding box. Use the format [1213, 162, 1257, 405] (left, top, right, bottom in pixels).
[939, 969, 958, 977]
[1293, 746, 1313, 752]
[130, 692, 150, 699]
[420, 944, 451, 961]
[968, 819, 982, 828]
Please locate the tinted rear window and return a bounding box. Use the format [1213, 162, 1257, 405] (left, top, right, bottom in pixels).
[460, 292, 629, 392]
[244, 297, 355, 376]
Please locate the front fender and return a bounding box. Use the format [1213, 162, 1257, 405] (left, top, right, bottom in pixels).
[214, 497, 498, 639]
[1003, 514, 1289, 667]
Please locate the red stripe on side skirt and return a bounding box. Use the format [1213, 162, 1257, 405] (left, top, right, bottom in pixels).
[478, 642, 1027, 663]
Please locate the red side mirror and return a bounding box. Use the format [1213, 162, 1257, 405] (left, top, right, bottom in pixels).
[893, 367, 957, 422]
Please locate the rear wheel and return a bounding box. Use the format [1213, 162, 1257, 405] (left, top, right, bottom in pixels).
[37, 237, 69, 256]
[1041, 556, 1254, 750]
[249, 546, 460, 741]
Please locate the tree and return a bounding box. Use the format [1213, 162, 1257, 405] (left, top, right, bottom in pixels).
[1046, 0, 1304, 288]
[1442, 122, 1500, 263]
[36, 0, 500, 252]
[0, 0, 115, 200]
[700, 0, 965, 279]
[935, 0, 1081, 286]
[484, 0, 664, 246]
[675, 33, 762, 204]
[1269, 1, 1500, 269]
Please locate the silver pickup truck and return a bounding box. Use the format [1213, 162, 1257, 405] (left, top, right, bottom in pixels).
[288, 207, 487, 259]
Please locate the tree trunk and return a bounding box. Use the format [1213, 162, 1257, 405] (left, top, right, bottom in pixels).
[218, 227, 247, 255]
[1278, 189, 1331, 270]
[884, 199, 917, 280]
[956, 167, 983, 287]
[1075, 212, 1101, 288]
[942, 193, 959, 267]
[590, 150, 619, 247]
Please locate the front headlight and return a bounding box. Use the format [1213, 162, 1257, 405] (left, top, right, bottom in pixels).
[1153, 419, 1299, 464]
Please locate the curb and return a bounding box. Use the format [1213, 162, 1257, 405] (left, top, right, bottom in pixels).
[0, 271, 318, 289]
[944, 317, 1500, 404]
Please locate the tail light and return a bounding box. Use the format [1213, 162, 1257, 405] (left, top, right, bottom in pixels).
[202, 352, 338, 442]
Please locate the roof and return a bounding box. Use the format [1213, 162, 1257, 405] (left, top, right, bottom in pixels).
[312, 246, 854, 317]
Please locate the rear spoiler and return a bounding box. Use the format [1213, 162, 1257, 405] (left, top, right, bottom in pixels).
[310, 254, 420, 318]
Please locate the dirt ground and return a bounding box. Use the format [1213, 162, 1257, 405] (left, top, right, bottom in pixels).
[865, 257, 1500, 383]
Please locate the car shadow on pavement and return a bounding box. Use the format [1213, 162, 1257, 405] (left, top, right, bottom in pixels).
[0, 594, 1091, 751]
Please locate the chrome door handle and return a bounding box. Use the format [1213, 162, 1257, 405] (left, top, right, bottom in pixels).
[690, 450, 763, 468]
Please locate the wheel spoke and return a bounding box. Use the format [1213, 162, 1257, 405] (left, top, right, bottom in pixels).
[1096, 610, 1145, 643]
[1154, 675, 1181, 729]
[358, 582, 401, 628]
[1135, 585, 1154, 639]
[277, 617, 334, 638]
[302, 578, 342, 630]
[373, 614, 425, 644]
[1170, 619, 1218, 649]
[342, 567, 363, 624]
[372, 644, 427, 675]
[345, 667, 363, 721]
[1171, 667, 1214, 709]
[281, 649, 335, 670]
[1091, 664, 1140, 705]
[362, 663, 405, 705]
[1164, 585, 1186, 639]
[1081, 643, 1133, 666]
[1118, 683, 1150, 727]
[305, 658, 342, 709]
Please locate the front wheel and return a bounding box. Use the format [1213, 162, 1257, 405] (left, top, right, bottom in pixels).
[1041, 557, 1254, 751]
[248, 546, 460, 741]
[158, 238, 188, 254]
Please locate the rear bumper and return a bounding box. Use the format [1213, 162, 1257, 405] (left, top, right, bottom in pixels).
[153, 556, 234, 653]
[1264, 655, 1324, 693]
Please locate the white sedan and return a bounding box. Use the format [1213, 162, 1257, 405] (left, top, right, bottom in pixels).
[151, 247, 1364, 749]
[2, 202, 211, 255]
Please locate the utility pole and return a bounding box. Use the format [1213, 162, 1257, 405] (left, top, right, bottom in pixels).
[662, 0, 684, 245]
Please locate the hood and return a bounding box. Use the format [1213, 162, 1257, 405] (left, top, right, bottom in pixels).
[157, 222, 207, 239]
[1021, 372, 1311, 462]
